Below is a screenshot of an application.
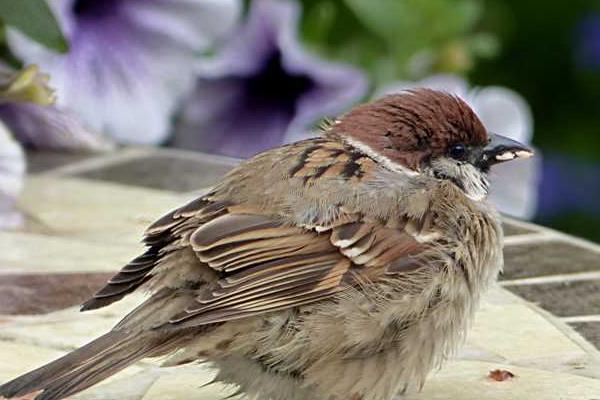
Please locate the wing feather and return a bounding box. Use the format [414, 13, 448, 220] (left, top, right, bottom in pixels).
[84, 195, 431, 323]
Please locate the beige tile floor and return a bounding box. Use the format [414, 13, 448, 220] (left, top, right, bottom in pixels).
[1, 150, 599, 399]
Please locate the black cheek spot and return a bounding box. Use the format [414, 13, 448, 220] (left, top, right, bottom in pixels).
[415, 135, 429, 150]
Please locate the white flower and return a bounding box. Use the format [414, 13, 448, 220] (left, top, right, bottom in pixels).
[0, 121, 25, 229]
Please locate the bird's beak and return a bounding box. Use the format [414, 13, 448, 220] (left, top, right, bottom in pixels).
[478, 133, 534, 168]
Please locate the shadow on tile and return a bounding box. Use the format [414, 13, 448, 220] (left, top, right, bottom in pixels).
[0, 272, 112, 315]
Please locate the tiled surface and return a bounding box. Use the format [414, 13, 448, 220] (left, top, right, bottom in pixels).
[75, 152, 238, 192]
[570, 322, 600, 349]
[0, 231, 138, 273]
[501, 220, 537, 236]
[509, 280, 600, 317]
[26, 150, 95, 174]
[1, 148, 599, 400]
[501, 240, 600, 280]
[0, 272, 113, 314]
[18, 176, 190, 246]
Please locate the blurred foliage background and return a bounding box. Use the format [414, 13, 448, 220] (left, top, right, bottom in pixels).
[0, 0, 598, 241]
[473, 0, 600, 240]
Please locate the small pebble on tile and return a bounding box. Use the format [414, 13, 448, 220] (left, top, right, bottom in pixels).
[488, 369, 515, 381]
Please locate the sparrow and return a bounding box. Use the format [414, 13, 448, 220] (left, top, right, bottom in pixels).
[0, 89, 533, 400]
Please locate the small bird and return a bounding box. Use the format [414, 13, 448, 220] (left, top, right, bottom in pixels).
[0, 89, 532, 400]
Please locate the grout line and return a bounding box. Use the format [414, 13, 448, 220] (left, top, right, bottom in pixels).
[502, 216, 600, 253]
[562, 315, 600, 323]
[37, 148, 152, 176]
[501, 271, 600, 286]
[151, 147, 241, 166]
[502, 215, 547, 233]
[551, 230, 600, 254]
[503, 232, 558, 246]
[38, 147, 241, 179]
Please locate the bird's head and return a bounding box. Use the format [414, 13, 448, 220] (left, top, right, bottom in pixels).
[332, 89, 533, 200]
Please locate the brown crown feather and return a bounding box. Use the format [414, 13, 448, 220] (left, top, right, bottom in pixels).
[330, 89, 488, 170]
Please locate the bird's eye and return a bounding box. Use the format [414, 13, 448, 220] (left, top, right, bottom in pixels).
[449, 143, 467, 160]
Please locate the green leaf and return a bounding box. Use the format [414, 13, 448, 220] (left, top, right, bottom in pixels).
[0, 0, 68, 53]
[343, 0, 481, 48]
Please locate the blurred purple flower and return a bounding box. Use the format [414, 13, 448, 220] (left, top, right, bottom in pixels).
[0, 103, 114, 151]
[538, 154, 600, 218]
[575, 13, 600, 70]
[173, 0, 368, 158]
[0, 64, 114, 151]
[378, 75, 541, 219]
[0, 122, 25, 229]
[7, 0, 241, 145]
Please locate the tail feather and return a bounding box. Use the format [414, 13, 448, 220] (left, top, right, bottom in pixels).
[0, 329, 189, 400]
[0, 331, 129, 398]
[35, 343, 151, 400]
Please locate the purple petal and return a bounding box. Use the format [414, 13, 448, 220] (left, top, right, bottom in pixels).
[0, 103, 114, 152]
[575, 13, 600, 70]
[537, 154, 600, 218]
[0, 122, 25, 229]
[7, 0, 242, 145]
[174, 0, 367, 157]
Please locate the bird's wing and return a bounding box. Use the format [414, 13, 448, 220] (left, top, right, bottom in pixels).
[82, 139, 436, 323]
[82, 194, 430, 325]
[80, 197, 232, 311]
[170, 208, 427, 326]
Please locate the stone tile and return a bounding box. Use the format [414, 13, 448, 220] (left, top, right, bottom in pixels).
[0, 341, 144, 398]
[500, 240, 600, 281]
[406, 360, 600, 400]
[89, 360, 600, 400]
[465, 287, 587, 365]
[0, 341, 65, 383]
[508, 280, 600, 317]
[74, 369, 162, 400]
[570, 322, 600, 350]
[75, 153, 238, 192]
[18, 176, 189, 246]
[0, 272, 113, 315]
[0, 231, 137, 274]
[1, 286, 599, 399]
[26, 150, 94, 174]
[141, 364, 237, 400]
[0, 294, 145, 350]
[501, 219, 537, 236]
